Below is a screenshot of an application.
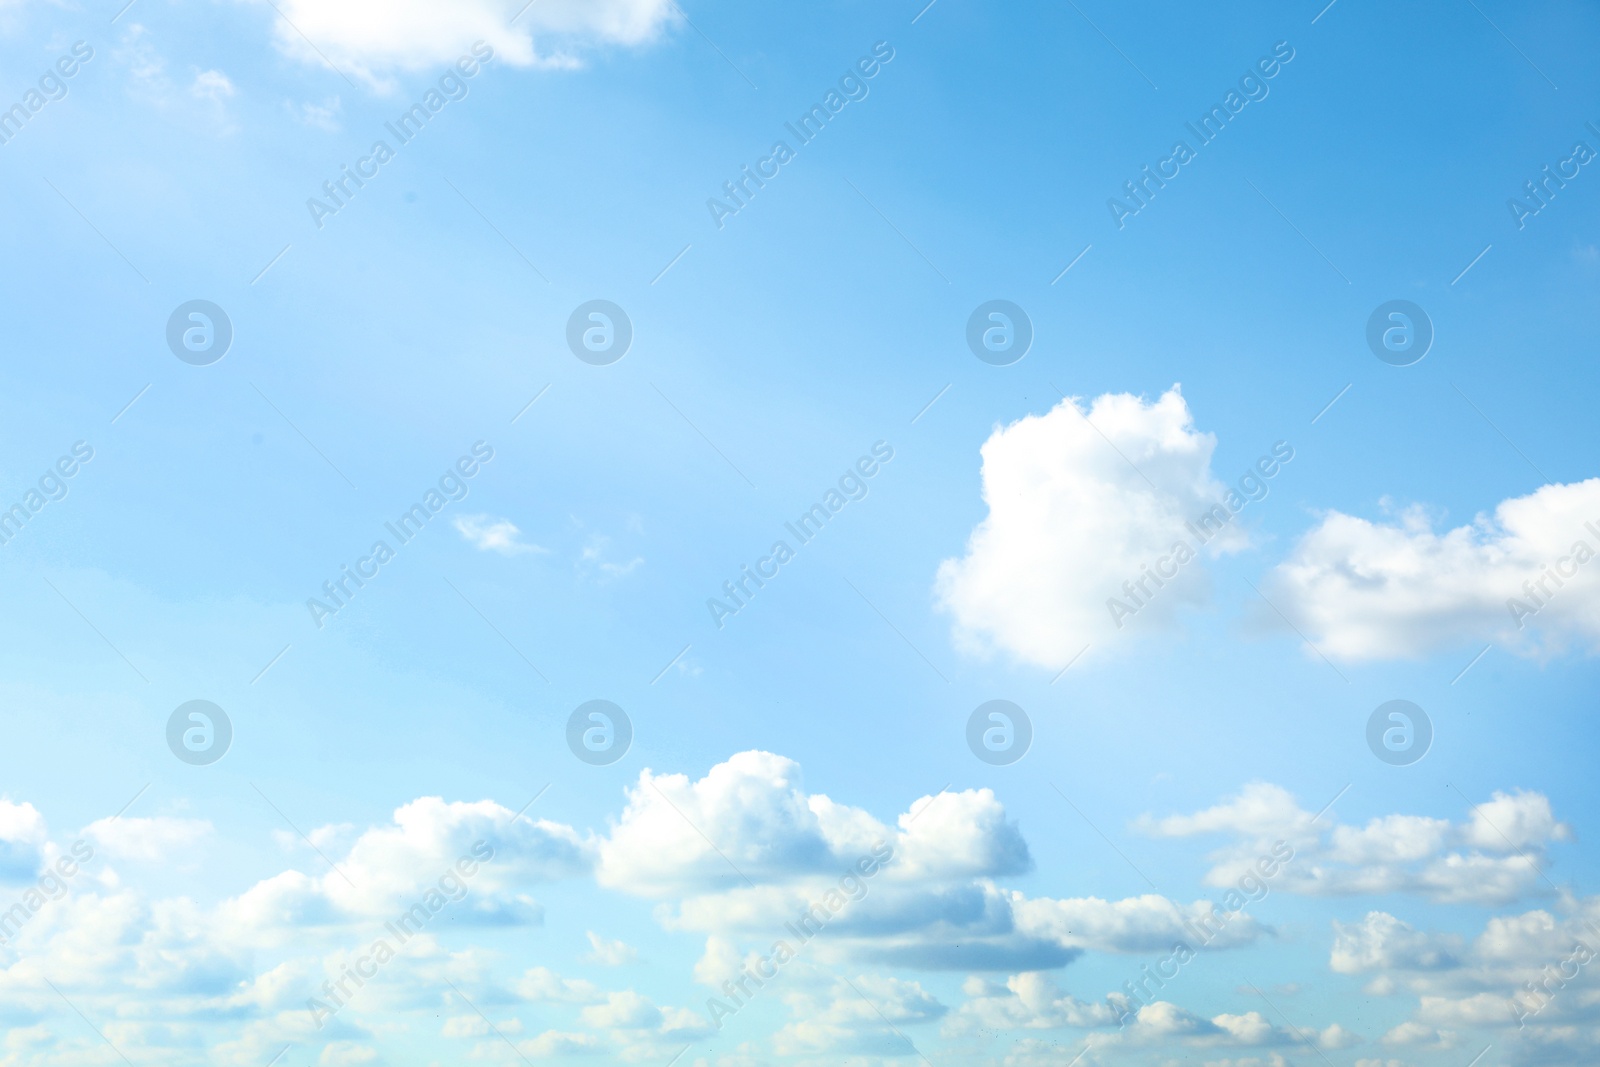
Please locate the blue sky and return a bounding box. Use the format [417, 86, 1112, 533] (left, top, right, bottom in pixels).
[1, 1, 1598, 1065]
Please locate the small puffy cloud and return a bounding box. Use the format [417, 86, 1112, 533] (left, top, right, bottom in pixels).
[597, 751, 886, 896]
[773, 974, 946, 1056]
[1130, 1000, 1221, 1038]
[1330, 913, 1463, 974]
[1108, 1004, 1304, 1050]
[255, 0, 678, 88]
[219, 797, 592, 939]
[1461, 790, 1572, 851]
[936, 387, 1251, 669]
[117, 28, 238, 130]
[1141, 782, 1309, 841]
[579, 990, 661, 1030]
[1382, 1021, 1459, 1048]
[189, 69, 235, 102]
[1265, 478, 1600, 661]
[579, 534, 642, 580]
[1142, 784, 1572, 906]
[947, 972, 1124, 1032]
[892, 788, 1031, 881]
[517, 966, 603, 1004]
[454, 514, 544, 556]
[1012, 893, 1262, 953]
[583, 930, 638, 966]
[441, 1014, 490, 1037]
[293, 95, 342, 131]
[1319, 1023, 1362, 1049]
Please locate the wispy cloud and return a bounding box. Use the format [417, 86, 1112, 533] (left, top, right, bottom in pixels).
[454, 514, 545, 556]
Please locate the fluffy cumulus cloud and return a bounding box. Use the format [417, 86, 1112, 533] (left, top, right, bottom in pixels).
[2, 755, 1588, 1065]
[936, 387, 1255, 669]
[220, 795, 591, 937]
[598, 751, 1260, 977]
[772, 974, 946, 1056]
[253, 0, 678, 86]
[82, 815, 211, 862]
[1141, 783, 1572, 906]
[1327, 899, 1600, 1066]
[1266, 478, 1600, 662]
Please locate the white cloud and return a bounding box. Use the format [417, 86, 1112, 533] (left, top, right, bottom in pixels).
[254, 0, 678, 87]
[516, 965, 603, 1004]
[936, 387, 1251, 669]
[579, 533, 642, 580]
[1011, 892, 1263, 953]
[0, 799, 47, 881]
[1143, 784, 1572, 906]
[82, 816, 211, 862]
[608, 754, 1267, 976]
[597, 750, 891, 896]
[773, 974, 945, 1056]
[947, 972, 1125, 1032]
[189, 69, 235, 102]
[514, 1030, 602, 1057]
[583, 930, 638, 966]
[293, 96, 343, 131]
[1266, 478, 1600, 661]
[5, 754, 1578, 1065]
[116, 28, 239, 131]
[318, 1042, 377, 1065]
[454, 514, 544, 556]
[1330, 912, 1464, 973]
[1319, 1023, 1362, 1049]
[1381, 1021, 1460, 1048]
[579, 989, 661, 1030]
[218, 796, 592, 939]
